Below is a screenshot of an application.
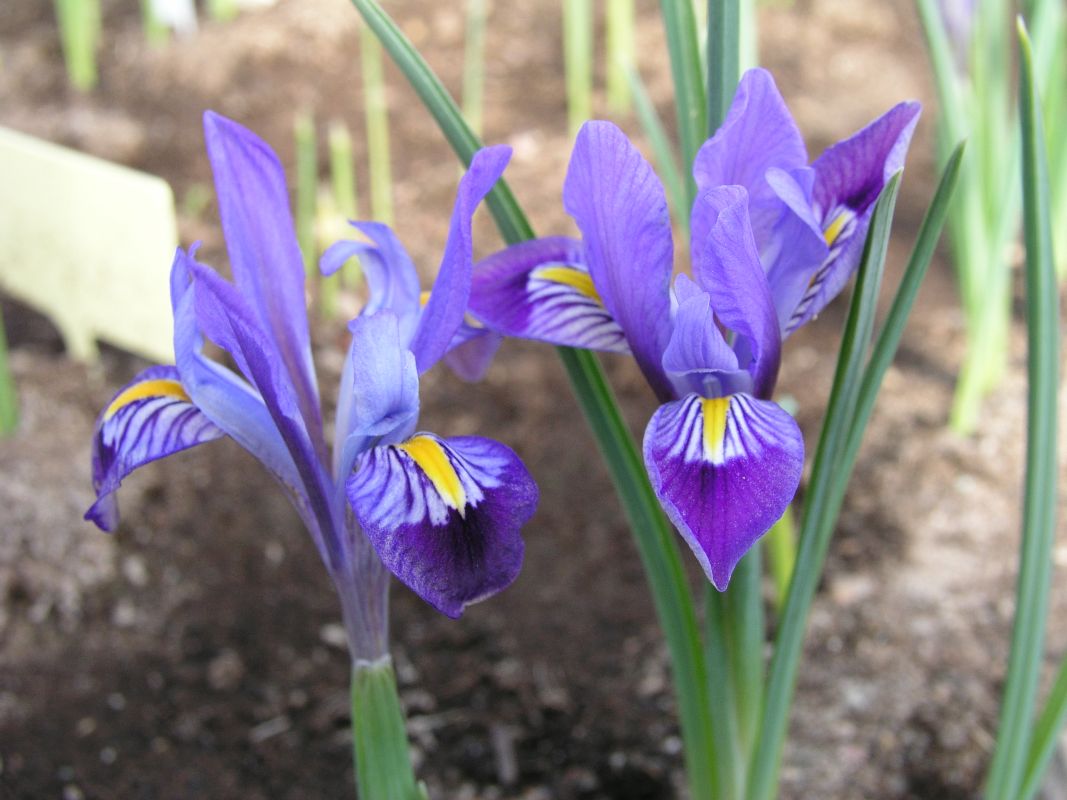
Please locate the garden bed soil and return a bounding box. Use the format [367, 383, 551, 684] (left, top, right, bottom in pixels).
[2, 0, 1066, 797]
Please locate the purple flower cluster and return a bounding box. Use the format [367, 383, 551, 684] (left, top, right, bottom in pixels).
[469, 69, 919, 589]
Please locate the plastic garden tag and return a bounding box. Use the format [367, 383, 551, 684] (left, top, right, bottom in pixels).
[0, 126, 177, 363]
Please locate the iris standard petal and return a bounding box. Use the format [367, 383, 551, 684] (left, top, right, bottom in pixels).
[334, 310, 420, 480]
[409, 146, 512, 374]
[347, 433, 537, 618]
[171, 247, 304, 494]
[468, 236, 630, 353]
[762, 166, 831, 334]
[86, 365, 224, 532]
[563, 121, 674, 399]
[202, 112, 323, 446]
[643, 392, 803, 591]
[691, 186, 782, 398]
[662, 281, 740, 383]
[693, 67, 808, 247]
[786, 101, 921, 334]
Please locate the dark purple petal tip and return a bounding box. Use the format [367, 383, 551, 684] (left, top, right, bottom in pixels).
[643, 393, 803, 590]
[347, 433, 537, 618]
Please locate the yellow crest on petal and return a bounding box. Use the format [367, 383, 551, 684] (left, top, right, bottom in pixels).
[532, 265, 600, 302]
[104, 379, 190, 421]
[701, 397, 730, 465]
[399, 435, 467, 513]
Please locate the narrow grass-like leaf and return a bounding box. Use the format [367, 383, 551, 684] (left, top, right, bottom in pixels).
[748, 174, 901, 800]
[361, 22, 394, 225]
[985, 22, 1060, 800]
[623, 63, 688, 232]
[1021, 657, 1067, 799]
[606, 0, 635, 113]
[0, 305, 17, 436]
[462, 0, 488, 136]
[658, 0, 705, 201]
[346, 4, 719, 796]
[706, 0, 740, 135]
[563, 0, 593, 136]
[294, 111, 318, 275]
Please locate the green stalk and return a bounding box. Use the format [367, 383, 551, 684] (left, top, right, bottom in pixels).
[54, 0, 100, 91]
[658, 0, 706, 202]
[748, 175, 901, 800]
[749, 145, 963, 800]
[706, 0, 740, 135]
[563, 0, 593, 136]
[346, 4, 719, 796]
[725, 547, 763, 759]
[462, 0, 488, 136]
[985, 22, 1059, 800]
[294, 111, 318, 276]
[606, 0, 635, 114]
[764, 507, 796, 614]
[705, 589, 741, 800]
[623, 63, 688, 233]
[361, 22, 394, 225]
[351, 658, 426, 800]
[328, 120, 363, 289]
[0, 304, 18, 436]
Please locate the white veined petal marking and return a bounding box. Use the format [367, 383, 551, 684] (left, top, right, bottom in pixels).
[786, 207, 858, 334]
[524, 263, 630, 353]
[663, 394, 794, 468]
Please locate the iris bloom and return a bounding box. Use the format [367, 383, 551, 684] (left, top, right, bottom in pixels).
[469, 69, 919, 590]
[87, 113, 537, 661]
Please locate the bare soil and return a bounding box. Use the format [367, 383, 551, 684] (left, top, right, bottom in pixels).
[1, 0, 1066, 798]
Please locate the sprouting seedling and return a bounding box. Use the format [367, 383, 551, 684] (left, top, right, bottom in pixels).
[54, 0, 101, 91]
[563, 0, 593, 137]
[328, 120, 363, 290]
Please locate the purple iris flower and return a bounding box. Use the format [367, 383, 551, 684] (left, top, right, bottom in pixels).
[468, 68, 919, 590]
[86, 112, 537, 659]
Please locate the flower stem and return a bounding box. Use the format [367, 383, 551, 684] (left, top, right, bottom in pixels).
[350, 657, 426, 800]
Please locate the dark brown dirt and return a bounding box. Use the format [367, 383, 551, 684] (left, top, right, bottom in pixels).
[2, 0, 1066, 798]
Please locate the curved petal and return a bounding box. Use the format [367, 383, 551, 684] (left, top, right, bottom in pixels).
[202, 112, 322, 444]
[643, 393, 803, 591]
[443, 324, 503, 382]
[563, 121, 674, 399]
[787, 101, 921, 334]
[468, 237, 630, 353]
[410, 145, 512, 374]
[691, 186, 782, 398]
[693, 67, 808, 247]
[86, 365, 224, 531]
[171, 248, 303, 495]
[334, 310, 419, 480]
[347, 433, 537, 618]
[662, 279, 740, 384]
